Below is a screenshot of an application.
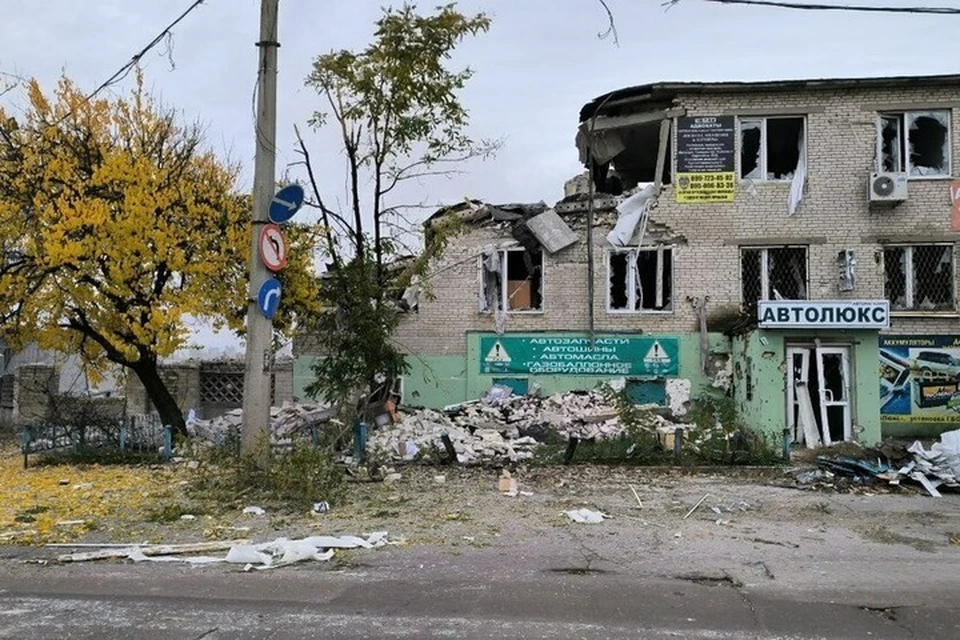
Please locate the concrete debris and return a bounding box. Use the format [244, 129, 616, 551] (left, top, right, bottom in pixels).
[186, 401, 337, 444]
[794, 429, 960, 496]
[498, 470, 517, 495]
[369, 388, 696, 465]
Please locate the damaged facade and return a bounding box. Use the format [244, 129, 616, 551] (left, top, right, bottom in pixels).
[296, 74, 960, 444]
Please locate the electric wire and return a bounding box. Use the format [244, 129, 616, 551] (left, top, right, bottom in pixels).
[666, 0, 960, 15]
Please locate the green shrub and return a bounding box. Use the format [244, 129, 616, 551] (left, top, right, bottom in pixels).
[189, 437, 345, 511]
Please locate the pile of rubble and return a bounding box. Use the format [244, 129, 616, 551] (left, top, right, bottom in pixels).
[369, 387, 694, 465]
[186, 402, 337, 445]
[367, 408, 540, 465]
[793, 429, 960, 497]
[183, 386, 697, 466]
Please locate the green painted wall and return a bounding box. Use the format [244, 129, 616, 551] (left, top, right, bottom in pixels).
[294, 354, 468, 409]
[396, 331, 730, 409]
[400, 355, 468, 408]
[293, 356, 320, 402]
[732, 330, 881, 443]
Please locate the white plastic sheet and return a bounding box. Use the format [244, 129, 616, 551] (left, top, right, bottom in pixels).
[788, 130, 806, 215]
[606, 185, 656, 248]
[565, 508, 608, 524]
[123, 531, 391, 568]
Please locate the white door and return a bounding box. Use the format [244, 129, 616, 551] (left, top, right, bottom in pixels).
[786, 347, 810, 444]
[815, 346, 852, 444]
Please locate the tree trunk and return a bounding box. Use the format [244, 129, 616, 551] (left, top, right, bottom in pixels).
[133, 361, 187, 438]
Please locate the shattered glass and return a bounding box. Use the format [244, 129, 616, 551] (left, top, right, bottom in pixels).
[739, 120, 762, 180]
[765, 117, 804, 180]
[880, 115, 903, 173]
[609, 252, 630, 310]
[505, 249, 542, 311]
[637, 248, 672, 311]
[607, 248, 672, 312]
[741, 247, 807, 310]
[767, 247, 807, 300]
[885, 245, 954, 311]
[740, 249, 763, 309]
[883, 246, 908, 310]
[907, 111, 950, 176]
[913, 245, 953, 310]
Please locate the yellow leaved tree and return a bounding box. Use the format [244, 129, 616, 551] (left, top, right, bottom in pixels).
[0, 73, 320, 437]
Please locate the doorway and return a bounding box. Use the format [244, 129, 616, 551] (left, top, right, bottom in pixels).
[786, 344, 853, 446]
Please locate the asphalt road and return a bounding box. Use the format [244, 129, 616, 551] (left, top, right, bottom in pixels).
[1, 546, 957, 640]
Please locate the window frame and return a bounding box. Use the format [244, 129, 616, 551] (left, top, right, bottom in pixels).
[481, 247, 544, 315]
[605, 245, 674, 315]
[883, 243, 956, 314]
[740, 245, 809, 309]
[876, 110, 952, 179]
[738, 115, 807, 182]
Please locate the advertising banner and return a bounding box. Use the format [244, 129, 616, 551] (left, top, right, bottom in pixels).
[880, 335, 960, 423]
[675, 116, 736, 203]
[479, 335, 679, 377]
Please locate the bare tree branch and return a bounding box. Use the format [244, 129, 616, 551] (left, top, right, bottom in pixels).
[596, 0, 620, 45]
[293, 123, 339, 263]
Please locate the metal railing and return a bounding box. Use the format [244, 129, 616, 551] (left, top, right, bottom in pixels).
[21, 414, 172, 468]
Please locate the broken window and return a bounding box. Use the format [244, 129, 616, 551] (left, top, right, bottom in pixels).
[741, 246, 807, 310]
[481, 248, 543, 313]
[608, 247, 673, 312]
[739, 116, 805, 181]
[879, 110, 951, 177]
[884, 244, 954, 311]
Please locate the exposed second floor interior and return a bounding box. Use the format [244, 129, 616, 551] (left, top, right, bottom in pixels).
[576, 73, 960, 197]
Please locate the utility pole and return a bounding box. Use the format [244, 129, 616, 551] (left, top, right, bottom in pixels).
[241, 0, 279, 454]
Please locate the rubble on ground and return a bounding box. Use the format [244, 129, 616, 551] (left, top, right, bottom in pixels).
[183, 385, 699, 466]
[366, 408, 540, 465]
[368, 387, 695, 465]
[791, 429, 960, 497]
[185, 402, 337, 444]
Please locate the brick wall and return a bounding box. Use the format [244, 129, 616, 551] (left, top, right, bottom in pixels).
[125, 360, 296, 417]
[334, 82, 960, 357]
[16, 364, 59, 423]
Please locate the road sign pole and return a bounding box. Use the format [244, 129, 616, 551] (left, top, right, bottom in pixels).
[241, 0, 279, 455]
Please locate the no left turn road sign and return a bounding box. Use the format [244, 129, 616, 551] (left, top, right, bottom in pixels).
[259, 223, 288, 272]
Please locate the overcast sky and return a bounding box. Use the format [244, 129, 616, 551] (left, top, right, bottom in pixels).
[4, 0, 959, 209]
[3, 0, 958, 355]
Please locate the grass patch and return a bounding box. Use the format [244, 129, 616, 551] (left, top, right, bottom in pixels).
[145, 502, 204, 523]
[32, 446, 162, 467]
[531, 387, 783, 468]
[188, 438, 346, 512]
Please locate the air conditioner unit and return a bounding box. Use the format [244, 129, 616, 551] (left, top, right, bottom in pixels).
[869, 172, 908, 203]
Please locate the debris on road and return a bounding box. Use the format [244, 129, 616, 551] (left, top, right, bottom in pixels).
[791, 429, 960, 496]
[683, 494, 711, 520]
[55, 532, 394, 569]
[565, 508, 608, 524]
[58, 540, 244, 563]
[629, 485, 643, 509]
[498, 470, 517, 495]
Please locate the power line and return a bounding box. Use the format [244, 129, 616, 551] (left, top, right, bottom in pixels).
[85, 0, 208, 102]
[665, 0, 960, 14]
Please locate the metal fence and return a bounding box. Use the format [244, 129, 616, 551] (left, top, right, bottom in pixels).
[21, 414, 172, 468]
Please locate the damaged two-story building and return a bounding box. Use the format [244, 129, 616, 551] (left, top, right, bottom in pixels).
[295, 73, 960, 445]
